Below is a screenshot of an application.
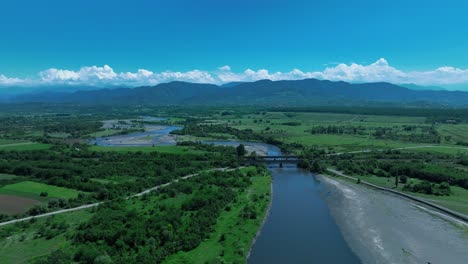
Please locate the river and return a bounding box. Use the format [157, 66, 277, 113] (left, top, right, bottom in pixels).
[92, 122, 468, 264]
[92, 116, 182, 146]
[204, 142, 361, 263]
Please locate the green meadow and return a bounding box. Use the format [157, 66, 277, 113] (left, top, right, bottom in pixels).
[0, 181, 81, 199]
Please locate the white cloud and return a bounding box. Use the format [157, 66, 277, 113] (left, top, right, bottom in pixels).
[39, 65, 117, 84]
[0, 74, 26, 86]
[3, 58, 468, 89]
[39, 69, 80, 82]
[219, 65, 231, 71]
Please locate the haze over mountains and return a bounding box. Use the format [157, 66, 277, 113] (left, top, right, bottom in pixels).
[7, 78, 468, 107]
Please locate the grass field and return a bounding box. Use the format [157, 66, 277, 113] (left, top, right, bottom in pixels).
[0, 210, 93, 263]
[408, 186, 468, 216]
[209, 111, 454, 153]
[438, 124, 468, 144]
[0, 181, 81, 200]
[407, 146, 468, 155]
[165, 168, 272, 264]
[225, 112, 468, 157]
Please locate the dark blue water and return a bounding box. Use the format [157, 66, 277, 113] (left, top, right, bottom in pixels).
[248, 167, 360, 263]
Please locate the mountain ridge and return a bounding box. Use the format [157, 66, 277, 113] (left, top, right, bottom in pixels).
[9, 78, 468, 106]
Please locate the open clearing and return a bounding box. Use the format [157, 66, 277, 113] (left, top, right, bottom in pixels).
[0, 181, 81, 199]
[0, 194, 40, 215]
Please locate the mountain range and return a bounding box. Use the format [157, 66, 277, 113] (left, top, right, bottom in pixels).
[8, 79, 468, 107]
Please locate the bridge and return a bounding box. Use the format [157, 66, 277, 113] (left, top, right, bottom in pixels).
[244, 155, 303, 165]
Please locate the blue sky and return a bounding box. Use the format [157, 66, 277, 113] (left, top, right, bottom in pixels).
[1, 0, 468, 88]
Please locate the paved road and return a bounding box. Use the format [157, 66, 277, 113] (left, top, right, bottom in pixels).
[0, 167, 234, 227]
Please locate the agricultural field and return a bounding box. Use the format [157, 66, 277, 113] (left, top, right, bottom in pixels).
[181, 110, 465, 155]
[0, 195, 40, 215]
[0, 181, 82, 215]
[437, 123, 468, 145]
[0, 181, 81, 199]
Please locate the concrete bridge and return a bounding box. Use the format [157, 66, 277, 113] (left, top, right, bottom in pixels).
[244, 155, 303, 165]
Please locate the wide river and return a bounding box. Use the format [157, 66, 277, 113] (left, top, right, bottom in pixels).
[94, 122, 468, 264]
[92, 117, 182, 146]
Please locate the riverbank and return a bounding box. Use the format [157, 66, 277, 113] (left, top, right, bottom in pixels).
[327, 168, 468, 225]
[246, 179, 273, 261]
[319, 174, 468, 264]
[164, 168, 272, 264]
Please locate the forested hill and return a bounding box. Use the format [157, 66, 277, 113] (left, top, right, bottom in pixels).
[11, 78, 468, 106]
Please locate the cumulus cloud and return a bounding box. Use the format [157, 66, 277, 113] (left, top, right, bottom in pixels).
[2, 58, 468, 89]
[219, 65, 231, 71]
[0, 74, 27, 86]
[39, 65, 117, 84]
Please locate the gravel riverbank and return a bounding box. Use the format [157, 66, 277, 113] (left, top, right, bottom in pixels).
[319, 175, 468, 264]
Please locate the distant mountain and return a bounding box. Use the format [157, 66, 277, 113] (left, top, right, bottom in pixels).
[400, 83, 446, 91]
[221, 82, 246, 88]
[10, 78, 468, 106]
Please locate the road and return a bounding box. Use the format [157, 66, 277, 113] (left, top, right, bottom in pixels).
[327, 145, 468, 156]
[0, 167, 235, 227]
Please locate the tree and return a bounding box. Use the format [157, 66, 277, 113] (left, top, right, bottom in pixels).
[399, 175, 408, 184]
[40, 249, 72, 264]
[310, 161, 324, 173]
[236, 144, 246, 157]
